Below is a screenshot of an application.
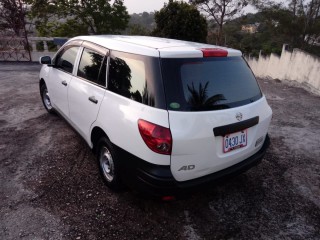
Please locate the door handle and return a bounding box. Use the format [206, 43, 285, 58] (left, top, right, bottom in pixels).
[89, 96, 98, 104]
[61, 80, 67, 86]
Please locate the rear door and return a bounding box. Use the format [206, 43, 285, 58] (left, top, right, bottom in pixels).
[68, 43, 108, 141]
[161, 56, 272, 181]
[168, 100, 272, 182]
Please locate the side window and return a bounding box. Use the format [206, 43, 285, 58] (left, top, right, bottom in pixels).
[55, 46, 79, 74]
[77, 48, 105, 85]
[108, 52, 147, 103]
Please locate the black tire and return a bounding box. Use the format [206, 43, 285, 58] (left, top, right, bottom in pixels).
[40, 84, 54, 114]
[97, 137, 123, 191]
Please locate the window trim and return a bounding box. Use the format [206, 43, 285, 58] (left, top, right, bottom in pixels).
[81, 41, 108, 56]
[72, 46, 83, 76]
[105, 56, 110, 89]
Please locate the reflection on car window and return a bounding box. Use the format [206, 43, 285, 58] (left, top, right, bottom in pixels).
[181, 63, 227, 110]
[109, 53, 154, 105]
[161, 57, 262, 111]
[107, 51, 166, 109]
[77, 48, 104, 85]
[181, 58, 260, 110]
[56, 47, 79, 74]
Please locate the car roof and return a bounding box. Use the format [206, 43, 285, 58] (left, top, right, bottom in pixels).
[70, 35, 242, 58]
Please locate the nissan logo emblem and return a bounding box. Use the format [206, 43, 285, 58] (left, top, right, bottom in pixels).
[236, 112, 243, 121]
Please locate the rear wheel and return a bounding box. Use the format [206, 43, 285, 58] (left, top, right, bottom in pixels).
[97, 137, 123, 190]
[40, 84, 54, 113]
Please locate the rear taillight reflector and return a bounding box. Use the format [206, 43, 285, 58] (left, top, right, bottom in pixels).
[138, 119, 172, 155]
[162, 196, 176, 201]
[200, 48, 228, 57]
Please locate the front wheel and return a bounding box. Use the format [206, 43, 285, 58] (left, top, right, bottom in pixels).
[97, 137, 123, 191]
[40, 84, 54, 114]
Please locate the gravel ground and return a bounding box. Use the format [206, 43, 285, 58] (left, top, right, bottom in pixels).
[0, 62, 319, 240]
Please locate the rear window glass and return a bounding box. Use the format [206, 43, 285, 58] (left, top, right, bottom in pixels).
[161, 57, 262, 111]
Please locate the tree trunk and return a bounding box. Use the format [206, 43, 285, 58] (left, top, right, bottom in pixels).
[217, 24, 223, 46]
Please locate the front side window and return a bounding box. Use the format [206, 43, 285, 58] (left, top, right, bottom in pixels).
[77, 48, 105, 85]
[107, 51, 166, 109]
[55, 46, 79, 74]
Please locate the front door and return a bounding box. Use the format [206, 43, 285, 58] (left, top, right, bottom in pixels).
[49, 46, 80, 117]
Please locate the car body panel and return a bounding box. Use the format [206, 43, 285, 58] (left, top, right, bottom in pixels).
[68, 76, 106, 142]
[47, 68, 72, 117]
[93, 90, 171, 166]
[169, 96, 272, 181]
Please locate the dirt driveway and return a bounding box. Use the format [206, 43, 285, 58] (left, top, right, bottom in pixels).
[0, 63, 319, 240]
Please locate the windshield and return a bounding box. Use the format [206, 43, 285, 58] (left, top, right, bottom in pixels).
[161, 56, 262, 111]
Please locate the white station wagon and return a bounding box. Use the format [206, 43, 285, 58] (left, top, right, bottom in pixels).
[39, 35, 272, 197]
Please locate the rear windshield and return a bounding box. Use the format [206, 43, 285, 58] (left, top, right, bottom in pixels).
[161, 57, 262, 111]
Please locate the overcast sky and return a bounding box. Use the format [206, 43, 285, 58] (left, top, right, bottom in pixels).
[123, 0, 181, 14]
[123, 0, 256, 14]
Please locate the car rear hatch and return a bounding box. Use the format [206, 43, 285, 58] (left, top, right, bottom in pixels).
[160, 49, 272, 182]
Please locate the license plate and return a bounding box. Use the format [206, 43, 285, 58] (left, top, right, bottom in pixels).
[223, 130, 247, 153]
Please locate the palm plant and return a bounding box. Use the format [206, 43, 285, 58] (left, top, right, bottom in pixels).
[187, 81, 225, 110]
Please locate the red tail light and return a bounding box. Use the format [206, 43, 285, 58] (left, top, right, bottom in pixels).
[162, 196, 176, 201]
[200, 48, 228, 57]
[138, 119, 172, 155]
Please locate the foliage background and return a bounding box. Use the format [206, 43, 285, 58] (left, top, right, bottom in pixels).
[0, 0, 319, 57]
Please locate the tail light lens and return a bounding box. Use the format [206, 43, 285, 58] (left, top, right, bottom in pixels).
[138, 119, 172, 155]
[200, 48, 228, 57]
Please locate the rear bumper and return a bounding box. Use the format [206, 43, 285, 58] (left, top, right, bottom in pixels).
[116, 135, 270, 197]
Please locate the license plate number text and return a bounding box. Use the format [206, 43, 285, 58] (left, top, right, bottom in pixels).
[223, 130, 247, 153]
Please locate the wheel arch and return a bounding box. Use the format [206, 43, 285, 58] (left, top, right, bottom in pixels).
[91, 126, 108, 154]
[39, 78, 46, 90]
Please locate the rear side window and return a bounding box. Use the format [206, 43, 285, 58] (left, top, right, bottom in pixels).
[77, 48, 105, 86]
[107, 51, 166, 109]
[55, 46, 79, 74]
[161, 57, 262, 111]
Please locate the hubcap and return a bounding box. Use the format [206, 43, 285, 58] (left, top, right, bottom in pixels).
[99, 146, 114, 182]
[43, 88, 52, 110]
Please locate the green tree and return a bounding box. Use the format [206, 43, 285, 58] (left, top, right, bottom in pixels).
[223, 11, 286, 56]
[0, 0, 31, 60]
[0, 0, 28, 35]
[190, 0, 248, 45]
[27, 0, 129, 37]
[126, 24, 150, 36]
[129, 12, 155, 31]
[35, 19, 88, 37]
[253, 0, 320, 52]
[124, 11, 156, 36]
[152, 0, 207, 43]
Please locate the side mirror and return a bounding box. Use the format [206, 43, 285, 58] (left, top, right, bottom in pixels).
[39, 56, 52, 65]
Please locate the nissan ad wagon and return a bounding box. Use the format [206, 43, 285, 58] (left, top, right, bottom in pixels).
[39, 35, 272, 197]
